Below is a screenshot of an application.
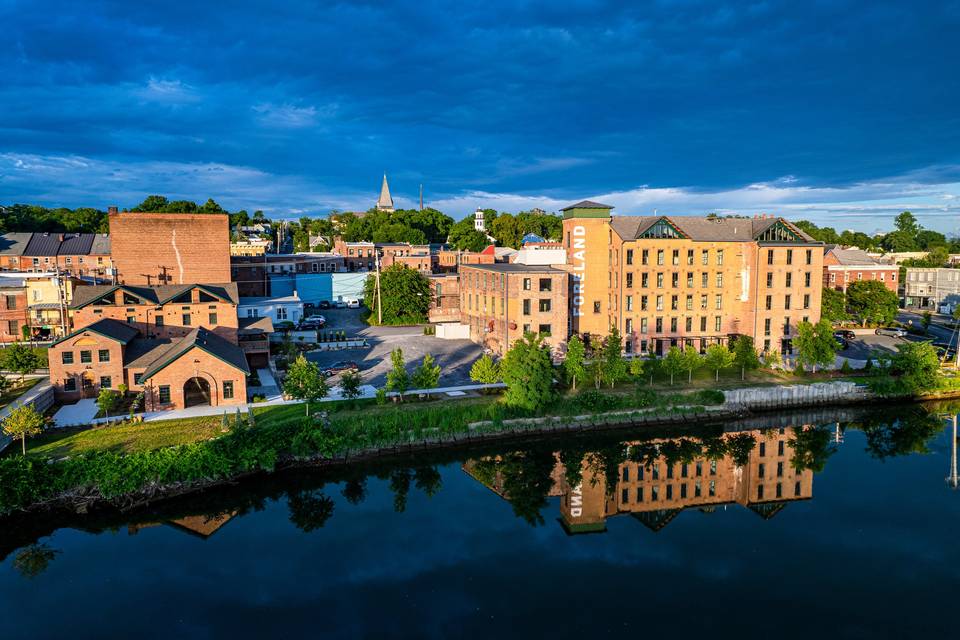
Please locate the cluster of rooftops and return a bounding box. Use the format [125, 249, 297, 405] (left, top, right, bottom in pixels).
[0, 232, 111, 256]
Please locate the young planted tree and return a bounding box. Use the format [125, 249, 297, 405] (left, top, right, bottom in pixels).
[921, 311, 932, 335]
[469, 354, 501, 387]
[681, 345, 702, 383]
[892, 341, 942, 394]
[2, 403, 45, 455]
[500, 333, 555, 411]
[339, 370, 363, 400]
[96, 388, 120, 418]
[411, 353, 441, 389]
[628, 357, 645, 383]
[661, 347, 686, 386]
[283, 354, 328, 416]
[794, 319, 839, 373]
[3, 343, 41, 383]
[386, 348, 410, 401]
[601, 328, 628, 388]
[704, 344, 736, 382]
[563, 335, 586, 391]
[732, 335, 761, 381]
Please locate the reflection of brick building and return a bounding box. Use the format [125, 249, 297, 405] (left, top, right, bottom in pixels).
[458, 263, 569, 356]
[109, 210, 231, 285]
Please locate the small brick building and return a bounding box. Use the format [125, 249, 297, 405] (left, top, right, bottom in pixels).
[822, 245, 898, 293]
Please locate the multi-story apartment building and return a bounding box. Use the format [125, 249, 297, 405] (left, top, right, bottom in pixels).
[0, 279, 27, 343]
[903, 267, 960, 310]
[822, 245, 898, 293]
[561, 201, 824, 355]
[0, 232, 112, 281]
[458, 263, 569, 355]
[427, 274, 461, 323]
[436, 249, 495, 272]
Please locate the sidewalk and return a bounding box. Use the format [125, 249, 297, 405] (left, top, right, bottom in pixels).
[0, 379, 53, 452]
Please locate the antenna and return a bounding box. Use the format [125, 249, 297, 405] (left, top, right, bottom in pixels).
[419, 184, 424, 212]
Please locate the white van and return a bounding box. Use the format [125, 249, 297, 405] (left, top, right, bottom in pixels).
[346, 298, 361, 308]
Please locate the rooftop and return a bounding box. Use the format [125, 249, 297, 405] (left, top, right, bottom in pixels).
[609, 215, 817, 243]
[459, 263, 566, 274]
[560, 200, 614, 211]
[71, 283, 240, 308]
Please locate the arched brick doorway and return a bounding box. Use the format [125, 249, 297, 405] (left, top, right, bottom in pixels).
[183, 376, 212, 408]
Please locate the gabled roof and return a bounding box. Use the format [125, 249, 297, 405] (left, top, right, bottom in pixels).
[0, 233, 34, 256]
[609, 215, 818, 243]
[57, 233, 95, 255]
[90, 234, 111, 255]
[560, 200, 614, 211]
[50, 318, 140, 347]
[140, 327, 250, 380]
[71, 283, 239, 309]
[824, 245, 881, 266]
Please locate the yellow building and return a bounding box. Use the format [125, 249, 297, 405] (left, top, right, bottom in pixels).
[25, 274, 84, 340]
[230, 240, 270, 257]
[561, 201, 824, 355]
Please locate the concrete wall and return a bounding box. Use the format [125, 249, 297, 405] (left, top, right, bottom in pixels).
[723, 381, 869, 409]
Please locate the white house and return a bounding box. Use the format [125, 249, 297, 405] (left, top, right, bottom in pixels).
[238, 294, 304, 326]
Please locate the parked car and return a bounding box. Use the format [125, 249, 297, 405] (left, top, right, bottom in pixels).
[319, 300, 331, 310]
[300, 315, 325, 329]
[321, 361, 359, 377]
[346, 298, 361, 308]
[875, 327, 908, 338]
[333, 299, 346, 309]
[834, 329, 856, 341]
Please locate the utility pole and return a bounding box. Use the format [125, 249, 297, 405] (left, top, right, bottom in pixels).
[54, 265, 67, 338]
[419, 184, 423, 212]
[375, 250, 383, 324]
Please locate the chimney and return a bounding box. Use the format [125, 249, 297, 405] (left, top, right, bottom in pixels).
[108, 206, 118, 214]
[58, 234, 64, 242]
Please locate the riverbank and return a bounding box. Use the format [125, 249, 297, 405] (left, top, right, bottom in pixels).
[3, 380, 959, 519]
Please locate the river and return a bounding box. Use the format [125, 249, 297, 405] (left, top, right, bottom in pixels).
[1, 402, 958, 639]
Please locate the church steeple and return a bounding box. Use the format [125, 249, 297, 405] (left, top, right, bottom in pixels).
[376, 173, 395, 212]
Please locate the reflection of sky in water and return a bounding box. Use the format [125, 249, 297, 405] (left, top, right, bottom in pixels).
[2, 422, 959, 638]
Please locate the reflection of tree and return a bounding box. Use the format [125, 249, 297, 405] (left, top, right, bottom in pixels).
[789, 426, 837, 473]
[341, 478, 368, 505]
[702, 436, 727, 461]
[388, 469, 414, 513]
[413, 467, 442, 498]
[659, 438, 704, 466]
[287, 490, 335, 532]
[862, 411, 943, 460]
[498, 449, 557, 527]
[13, 543, 58, 579]
[725, 433, 756, 467]
[558, 445, 589, 489]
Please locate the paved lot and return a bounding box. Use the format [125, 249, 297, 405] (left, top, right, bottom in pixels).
[304, 307, 484, 387]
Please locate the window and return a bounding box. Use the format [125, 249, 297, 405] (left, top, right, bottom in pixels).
[100, 376, 112, 389]
[700, 316, 707, 331]
[656, 295, 663, 311]
[715, 316, 721, 331]
[626, 249, 633, 265]
[783, 317, 791, 335]
[785, 272, 792, 287]
[702, 250, 709, 265]
[641, 318, 648, 333]
[715, 295, 722, 310]
[672, 249, 679, 266]
[766, 273, 773, 287]
[626, 273, 633, 288]
[700, 294, 708, 309]
[716, 272, 723, 287]
[7, 319, 17, 334]
[657, 250, 664, 265]
[685, 317, 692, 331]
[764, 319, 771, 336]
[778, 441, 785, 456]
[717, 250, 724, 266]
[80, 350, 92, 363]
[803, 294, 810, 309]
[641, 273, 649, 288]
[655, 317, 663, 332]
[777, 461, 784, 477]
[805, 272, 811, 287]
[672, 273, 679, 287]
[758, 485, 764, 500]
[538, 299, 551, 312]
[522, 278, 531, 291]
[640, 295, 648, 311]
[625, 318, 633, 333]
[785, 295, 791, 310]
[158, 385, 171, 404]
[538, 324, 551, 336]
[182, 313, 192, 326]
[522, 299, 531, 315]
[539, 278, 551, 292]
[686, 295, 693, 310]
[626, 295, 633, 311]
[593, 301, 601, 313]
[656, 273, 664, 287]
[3, 295, 15, 310]
[765, 295, 772, 310]
[223, 380, 234, 399]
[125, 315, 136, 325]
[209, 312, 218, 325]
[641, 249, 649, 265]
[134, 373, 143, 385]
[671, 295, 678, 311]
[63, 377, 77, 392]
[61, 351, 74, 365]
[759, 442, 766, 456]
[767, 250, 774, 265]
[687, 249, 694, 265]
[687, 272, 693, 287]
[155, 315, 164, 327]
[670, 317, 678, 332]
[276, 306, 287, 320]
[98, 349, 110, 363]
[786, 249, 793, 265]
[701, 272, 708, 287]
[806, 249, 812, 265]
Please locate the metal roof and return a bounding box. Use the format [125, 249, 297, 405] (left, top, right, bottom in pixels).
[0, 233, 34, 256]
[139, 327, 250, 380]
[50, 318, 140, 347]
[71, 283, 240, 308]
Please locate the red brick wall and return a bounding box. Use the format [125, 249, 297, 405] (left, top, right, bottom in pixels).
[110, 212, 231, 285]
[141, 346, 247, 411]
[49, 333, 126, 401]
[73, 301, 239, 344]
[0, 290, 28, 343]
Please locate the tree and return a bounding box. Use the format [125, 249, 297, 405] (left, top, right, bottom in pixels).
[283, 355, 328, 416]
[846, 280, 899, 326]
[681, 346, 702, 383]
[2, 403, 45, 455]
[96, 388, 120, 418]
[563, 335, 586, 390]
[0, 373, 11, 396]
[2, 343, 41, 382]
[447, 216, 490, 252]
[793, 319, 838, 373]
[339, 370, 363, 399]
[628, 356, 645, 382]
[601, 327, 628, 387]
[363, 264, 432, 325]
[661, 347, 686, 385]
[386, 348, 410, 400]
[891, 341, 941, 394]
[894, 210, 920, 236]
[411, 353, 441, 389]
[469, 354, 501, 386]
[732, 335, 761, 380]
[921, 311, 932, 335]
[500, 333, 555, 411]
[821, 287, 849, 323]
[287, 490, 335, 531]
[704, 344, 735, 382]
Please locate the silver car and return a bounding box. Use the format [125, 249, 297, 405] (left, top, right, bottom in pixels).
[875, 327, 907, 338]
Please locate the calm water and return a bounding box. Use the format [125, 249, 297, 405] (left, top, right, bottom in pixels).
[1, 403, 959, 639]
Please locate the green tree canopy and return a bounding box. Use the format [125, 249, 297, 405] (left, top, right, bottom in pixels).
[891, 341, 942, 394]
[501, 333, 555, 410]
[470, 354, 501, 386]
[793, 319, 838, 373]
[2, 403, 45, 455]
[2, 343, 42, 382]
[681, 345, 702, 383]
[363, 264, 433, 325]
[601, 327, 627, 387]
[846, 280, 899, 326]
[283, 354, 328, 415]
[386, 348, 410, 399]
[661, 346, 686, 385]
[411, 353, 441, 389]
[821, 287, 849, 323]
[732, 335, 761, 380]
[704, 343, 735, 381]
[563, 335, 586, 390]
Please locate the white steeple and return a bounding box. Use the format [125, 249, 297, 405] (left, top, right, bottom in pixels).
[474, 207, 485, 232]
[376, 174, 394, 212]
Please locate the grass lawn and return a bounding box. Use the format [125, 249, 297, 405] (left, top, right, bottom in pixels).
[0, 377, 42, 412]
[25, 415, 227, 459]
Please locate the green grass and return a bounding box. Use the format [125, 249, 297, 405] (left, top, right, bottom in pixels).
[0, 377, 42, 412]
[25, 415, 226, 458]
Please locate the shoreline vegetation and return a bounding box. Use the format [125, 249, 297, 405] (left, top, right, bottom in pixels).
[2, 370, 959, 519]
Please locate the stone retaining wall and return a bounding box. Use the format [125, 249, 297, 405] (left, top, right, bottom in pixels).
[723, 381, 871, 410]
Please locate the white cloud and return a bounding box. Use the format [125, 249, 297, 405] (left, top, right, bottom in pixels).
[252, 102, 333, 128]
[136, 77, 199, 104]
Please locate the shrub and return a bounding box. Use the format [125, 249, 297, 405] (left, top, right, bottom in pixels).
[692, 389, 725, 405]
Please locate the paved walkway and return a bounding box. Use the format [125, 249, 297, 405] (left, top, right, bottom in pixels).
[0, 379, 53, 451]
[255, 367, 281, 400]
[53, 398, 99, 427]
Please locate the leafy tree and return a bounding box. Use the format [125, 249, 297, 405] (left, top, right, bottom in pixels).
[704, 344, 735, 381]
[413, 466, 443, 498]
[96, 388, 121, 418]
[762, 349, 782, 369]
[601, 327, 628, 388]
[497, 448, 557, 526]
[2, 343, 42, 382]
[661, 346, 686, 385]
[628, 356, 645, 382]
[681, 345, 702, 383]
[386, 348, 410, 400]
[880, 230, 918, 252]
[894, 210, 920, 236]
[563, 335, 586, 390]
[793, 319, 838, 373]
[339, 370, 363, 399]
[725, 433, 756, 467]
[411, 353, 441, 389]
[469, 354, 501, 386]
[500, 333, 555, 411]
[846, 280, 899, 326]
[447, 216, 490, 252]
[2, 403, 45, 455]
[732, 335, 760, 380]
[862, 410, 943, 459]
[12, 543, 58, 579]
[921, 311, 932, 334]
[341, 477, 368, 504]
[363, 264, 432, 325]
[821, 287, 849, 323]
[283, 355, 328, 415]
[891, 341, 941, 394]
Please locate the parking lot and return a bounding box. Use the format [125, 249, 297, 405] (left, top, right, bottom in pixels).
[303, 308, 484, 387]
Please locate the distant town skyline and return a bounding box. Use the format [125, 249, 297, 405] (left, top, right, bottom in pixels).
[1, 1, 958, 235]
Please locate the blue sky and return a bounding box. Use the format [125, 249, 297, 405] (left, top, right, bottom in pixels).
[1, 0, 958, 234]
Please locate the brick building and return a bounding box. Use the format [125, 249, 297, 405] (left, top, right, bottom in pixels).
[109, 210, 231, 285]
[822, 245, 898, 293]
[230, 254, 346, 297]
[0, 232, 112, 281]
[436, 249, 495, 272]
[0, 279, 27, 343]
[561, 201, 824, 356]
[458, 263, 569, 356]
[427, 274, 461, 323]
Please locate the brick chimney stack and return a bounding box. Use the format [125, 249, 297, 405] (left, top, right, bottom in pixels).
[108, 206, 118, 214]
